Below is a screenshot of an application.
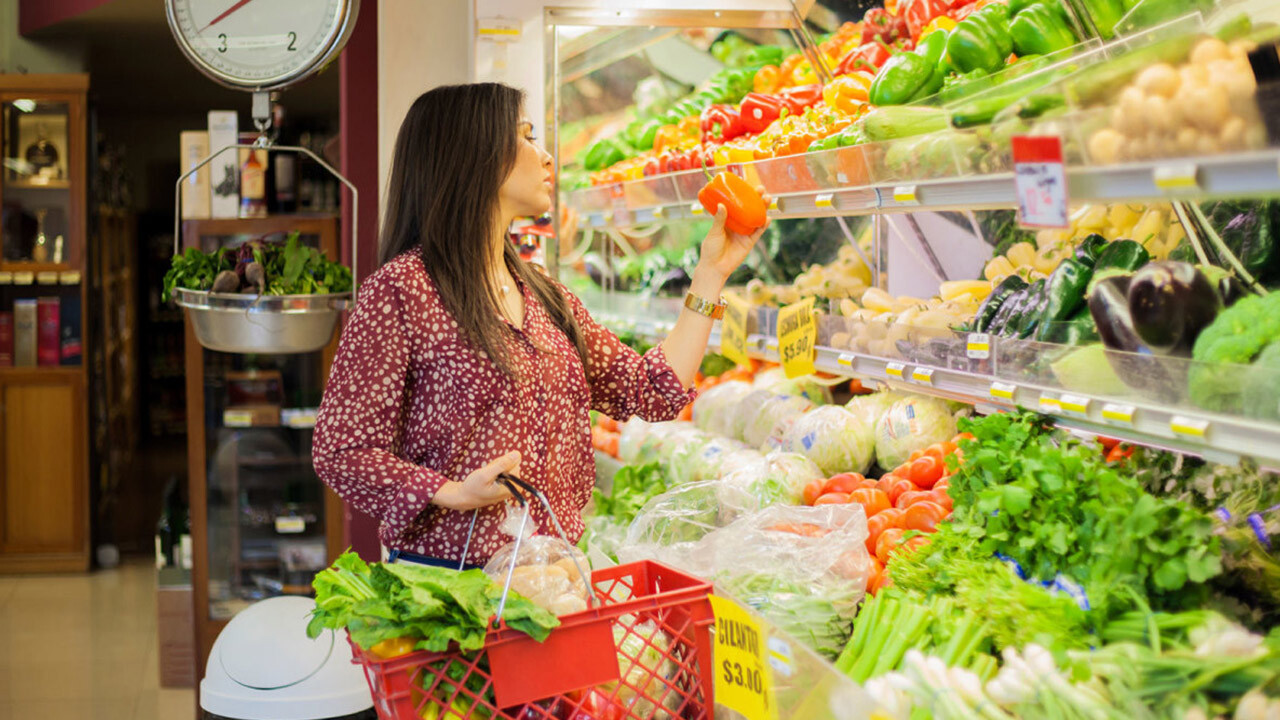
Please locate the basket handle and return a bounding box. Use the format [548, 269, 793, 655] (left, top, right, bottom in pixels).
[463, 473, 600, 623]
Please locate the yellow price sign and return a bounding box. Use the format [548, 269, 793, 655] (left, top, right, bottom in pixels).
[709, 595, 776, 720]
[720, 293, 751, 367]
[776, 297, 816, 378]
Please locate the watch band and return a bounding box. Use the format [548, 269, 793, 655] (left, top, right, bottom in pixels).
[684, 291, 726, 320]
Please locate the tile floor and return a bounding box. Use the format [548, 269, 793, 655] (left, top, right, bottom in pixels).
[0, 559, 195, 720]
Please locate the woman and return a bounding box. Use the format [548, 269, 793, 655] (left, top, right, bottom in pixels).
[313, 83, 768, 569]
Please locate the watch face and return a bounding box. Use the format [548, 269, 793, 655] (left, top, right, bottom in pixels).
[166, 0, 355, 90]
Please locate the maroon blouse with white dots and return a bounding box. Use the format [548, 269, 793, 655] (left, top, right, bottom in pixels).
[313, 249, 695, 565]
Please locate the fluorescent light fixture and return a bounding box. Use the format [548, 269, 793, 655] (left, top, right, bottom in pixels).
[12, 99, 36, 113]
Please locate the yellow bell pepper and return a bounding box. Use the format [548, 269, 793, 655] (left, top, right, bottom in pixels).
[822, 73, 873, 116]
[919, 15, 957, 39]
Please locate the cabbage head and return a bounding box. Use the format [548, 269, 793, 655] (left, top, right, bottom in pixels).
[781, 405, 875, 475]
[874, 396, 958, 469]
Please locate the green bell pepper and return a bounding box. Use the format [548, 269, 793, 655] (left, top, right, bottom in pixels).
[1094, 239, 1151, 272]
[1073, 233, 1108, 267]
[1010, 3, 1077, 57]
[624, 119, 663, 151]
[870, 52, 934, 106]
[1009, 0, 1047, 14]
[1084, 0, 1126, 38]
[583, 139, 627, 172]
[1039, 306, 1099, 344]
[1035, 257, 1093, 338]
[745, 45, 787, 68]
[909, 31, 952, 102]
[947, 3, 1013, 75]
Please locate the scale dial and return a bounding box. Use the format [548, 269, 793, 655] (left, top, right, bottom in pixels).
[165, 0, 358, 91]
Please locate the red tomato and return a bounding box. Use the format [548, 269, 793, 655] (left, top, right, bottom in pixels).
[865, 508, 905, 555]
[877, 474, 917, 504]
[904, 501, 948, 533]
[904, 535, 930, 554]
[823, 472, 867, 495]
[933, 477, 950, 491]
[896, 490, 934, 509]
[564, 690, 623, 720]
[865, 557, 884, 593]
[907, 449, 924, 463]
[908, 456, 944, 489]
[940, 441, 959, 456]
[871, 567, 892, 593]
[929, 488, 953, 511]
[952, 432, 975, 443]
[875, 528, 907, 565]
[849, 488, 892, 517]
[803, 478, 826, 506]
[814, 492, 850, 506]
[921, 443, 946, 461]
[1097, 435, 1120, 452]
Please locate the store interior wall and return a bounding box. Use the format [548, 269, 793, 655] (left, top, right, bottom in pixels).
[0, 0, 86, 73]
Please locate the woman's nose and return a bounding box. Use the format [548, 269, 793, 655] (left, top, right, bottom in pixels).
[539, 145, 553, 167]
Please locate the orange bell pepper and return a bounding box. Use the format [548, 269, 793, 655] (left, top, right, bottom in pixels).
[777, 52, 805, 88]
[753, 64, 781, 94]
[885, 0, 901, 14]
[652, 124, 682, 154]
[790, 60, 819, 86]
[698, 171, 767, 235]
[822, 73, 873, 116]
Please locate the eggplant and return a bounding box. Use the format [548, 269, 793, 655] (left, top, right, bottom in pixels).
[1126, 261, 1220, 356]
[1088, 273, 1187, 404]
[1089, 275, 1144, 353]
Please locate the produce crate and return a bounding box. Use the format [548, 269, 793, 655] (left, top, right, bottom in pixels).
[350, 560, 716, 720]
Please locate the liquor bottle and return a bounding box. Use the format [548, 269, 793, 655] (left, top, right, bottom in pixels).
[239, 149, 267, 219]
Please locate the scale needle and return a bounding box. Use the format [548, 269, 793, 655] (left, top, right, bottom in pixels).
[203, 0, 257, 31]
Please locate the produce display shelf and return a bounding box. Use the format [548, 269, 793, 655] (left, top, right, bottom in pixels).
[589, 305, 1280, 470]
[570, 149, 1280, 229]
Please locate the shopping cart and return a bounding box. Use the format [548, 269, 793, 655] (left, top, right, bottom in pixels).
[348, 474, 717, 720]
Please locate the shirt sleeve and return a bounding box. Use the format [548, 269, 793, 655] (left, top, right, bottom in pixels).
[561, 286, 697, 422]
[312, 267, 447, 540]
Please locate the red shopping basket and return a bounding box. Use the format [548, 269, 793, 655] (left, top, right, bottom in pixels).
[349, 559, 717, 720]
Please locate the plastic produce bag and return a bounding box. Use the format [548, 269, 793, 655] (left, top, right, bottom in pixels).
[715, 448, 767, 480]
[618, 481, 755, 573]
[846, 390, 905, 430]
[874, 395, 959, 469]
[617, 418, 652, 464]
[752, 367, 835, 406]
[606, 616, 680, 719]
[728, 389, 776, 442]
[684, 436, 751, 484]
[637, 421, 697, 464]
[720, 451, 824, 508]
[692, 380, 754, 435]
[664, 428, 714, 485]
[744, 394, 815, 450]
[780, 405, 876, 475]
[484, 508, 593, 616]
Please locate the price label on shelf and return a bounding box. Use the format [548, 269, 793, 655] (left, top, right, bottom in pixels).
[709, 595, 777, 720]
[892, 185, 919, 204]
[1039, 394, 1063, 414]
[911, 367, 935, 385]
[720, 294, 751, 367]
[989, 381, 1017, 401]
[651, 205, 665, 219]
[966, 333, 990, 359]
[768, 197, 780, 212]
[1170, 415, 1211, 440]
[1058, 394, 1091, 416]
[275, 516, 306, 534]
[776, 298, 816, 378]
[223, 410, 255, 427]
[1012, 135, 1069, 229]
[814, 193, 835, 209]
[885, 362, 906, 379]
[691, 203, 705, 216]
[836, 353, 854, 368]
[1153, 162, 1200, 192]
[1101, 403, 1135, 426]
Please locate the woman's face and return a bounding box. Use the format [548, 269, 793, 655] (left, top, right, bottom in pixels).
[498, 119, 554, 219]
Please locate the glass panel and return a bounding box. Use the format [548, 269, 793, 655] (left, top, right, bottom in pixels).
[2, 100, 72, 264]
[203, 348, 328, 622]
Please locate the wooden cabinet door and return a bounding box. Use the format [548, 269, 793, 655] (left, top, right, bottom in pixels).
[0, 373, 88, 566]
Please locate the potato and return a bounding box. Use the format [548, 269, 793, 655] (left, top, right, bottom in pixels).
[1220, 116, 1247, 151]
[1179, 64, 1210, 88]
[549, 593, 588, 616]
[1088, 128, 1124, 165]
[1190, 37, 1230, 66]
[830, 331, 852, 349]
[552, 556, 582, 578]
[1117, 86, 1147, 132]
[1135, 63, 1180, 98]
[1144, 94, 1175, 134]
[1174, 126, 1199, 155]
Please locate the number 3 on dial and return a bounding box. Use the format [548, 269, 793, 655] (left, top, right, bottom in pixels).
[166, 0, 358, 91]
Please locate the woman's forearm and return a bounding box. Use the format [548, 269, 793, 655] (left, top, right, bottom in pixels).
[658, 263, 728, 388]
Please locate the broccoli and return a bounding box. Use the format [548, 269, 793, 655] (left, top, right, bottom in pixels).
[1189, 293, 1280, 412]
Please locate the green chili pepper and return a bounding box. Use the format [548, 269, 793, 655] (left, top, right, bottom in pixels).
[909, 31, 952, 102]
[1094, 240, 1151, 273]
[1010, 3, 1077, 57]
[583, 139, 627, 172]
[1005, 278, 1046, 338]
[1073, 233, 1108, 267]
[1039, 306, 1100, 345]
[1033, 258, 1093, 340]
[1084, 0, 1126, 38]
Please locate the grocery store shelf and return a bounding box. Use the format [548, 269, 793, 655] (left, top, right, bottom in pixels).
[589, 304, 1280, 469]
[570, 149, 1280, 228]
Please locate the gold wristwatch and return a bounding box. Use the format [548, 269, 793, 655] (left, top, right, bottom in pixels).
[683, 291, 726, 320]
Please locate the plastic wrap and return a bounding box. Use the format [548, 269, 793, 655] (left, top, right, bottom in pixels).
[618, 480, 756, 571]
[874, 395, 960, 469]
[744, 394, 815, 450]
[483, 509, 593, 616]
[780, 405, 876, 476]
[636, 421, 696, 464]
[846, 390, 906, 430]
[664, 428, 714, 485]
[716, 448, 768, 479]
[617, 418, 652, 464]
[691, 380, 754, 435]
[728, 389, 777, 442]
[752, 367, 836, 406]
[720, 451, 825, 508]
[684, 436, 751, 484]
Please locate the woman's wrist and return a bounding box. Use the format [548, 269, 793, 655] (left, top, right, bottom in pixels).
[690, 262, 728, 299]
[431, 481, 470, 511]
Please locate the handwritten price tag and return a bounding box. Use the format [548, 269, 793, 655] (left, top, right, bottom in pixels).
[720, 293, 751, 367]
[1012, 135, 1069, 229]
[776, 297, 816, 378]
[709, 595, 777, 720]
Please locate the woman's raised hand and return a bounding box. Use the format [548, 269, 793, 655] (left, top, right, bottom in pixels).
[698, 186, 772, 284]
[432, 451, 520, 511]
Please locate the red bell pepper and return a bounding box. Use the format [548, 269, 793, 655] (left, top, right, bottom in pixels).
[948, 1, 978, 21]
[642, 156, 659, 177]
[699, 104, 745, 144]
[901, 0, 951, 40]
[861, 8, 907, 44]
[779, 84, 823, 115]
[836, 41, 892, 75]
[739, 92, 786, 134]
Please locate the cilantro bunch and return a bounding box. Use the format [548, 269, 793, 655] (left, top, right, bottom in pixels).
[945, 412, 1221, 617]
[307, 551, 559, 652]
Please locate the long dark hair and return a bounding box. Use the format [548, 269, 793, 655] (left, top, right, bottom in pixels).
[378, 83, 587, 377]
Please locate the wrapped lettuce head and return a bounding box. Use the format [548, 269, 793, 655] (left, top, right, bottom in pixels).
[685, 436, 750, 485]
[722, 451, 824, 507]
[637, 421, 695, 464]
[753, 367, 834, 406]
[874, 396, 959, 469]
[744, 394, 815, 450]
[716, 448, 767, 479]
[664, 428, 714, 485]
[780, 405, 875, 476]
[846, 390, 906, 430]
[728, 389, 776, 442]
[692, 380, 754, 434]
[617, 418, 652, 464]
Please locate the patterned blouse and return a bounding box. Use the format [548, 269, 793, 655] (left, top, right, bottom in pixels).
[313, 249, 695, 565]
